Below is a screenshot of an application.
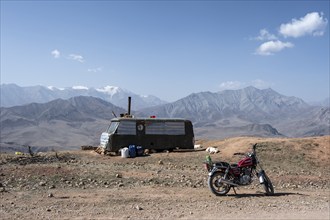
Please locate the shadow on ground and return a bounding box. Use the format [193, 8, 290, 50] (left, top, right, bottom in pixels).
[225, 191, 306, 198]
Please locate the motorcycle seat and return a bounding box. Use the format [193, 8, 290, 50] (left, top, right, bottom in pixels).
[213, 161, 230, 167]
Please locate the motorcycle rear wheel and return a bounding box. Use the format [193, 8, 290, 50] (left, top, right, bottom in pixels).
[208, 171, 231, 196]
[263, 173, 274, 195]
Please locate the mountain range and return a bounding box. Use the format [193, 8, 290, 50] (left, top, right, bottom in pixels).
[0, 84, 167, 110]
[0, 85, 329, 151]
[137, 86, 329, 138]
[0, 96, 126, 151]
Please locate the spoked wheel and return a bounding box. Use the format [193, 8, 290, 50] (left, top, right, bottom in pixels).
[208, 171, 231, 196]
[263, 173, 274, 195]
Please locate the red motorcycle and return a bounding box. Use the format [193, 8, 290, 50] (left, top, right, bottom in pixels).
[204, 143, 274, 196]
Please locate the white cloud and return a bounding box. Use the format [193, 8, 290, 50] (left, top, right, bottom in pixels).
[51, 49, 60, 58]
[219, 80, 272, 90]
[255, 40, 294, 56]
[87, 67, 103, 73]
[279, 12, 328, 38]
[68, 54, 85, 63]
[253, 29, 277, 41]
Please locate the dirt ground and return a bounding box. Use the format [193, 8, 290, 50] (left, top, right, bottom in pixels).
[1, 136, 329, 219]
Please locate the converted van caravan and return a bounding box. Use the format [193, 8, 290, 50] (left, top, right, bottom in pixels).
[100, 117, 194, 153]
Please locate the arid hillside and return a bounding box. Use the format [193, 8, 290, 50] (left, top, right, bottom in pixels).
[0, 136, 329, 219]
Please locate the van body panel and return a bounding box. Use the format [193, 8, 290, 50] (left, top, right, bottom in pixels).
[100, 118, 194, 152]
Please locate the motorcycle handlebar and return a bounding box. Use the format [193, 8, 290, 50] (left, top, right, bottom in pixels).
[233, 144, 258, 156]
[233, 152, 245, 156]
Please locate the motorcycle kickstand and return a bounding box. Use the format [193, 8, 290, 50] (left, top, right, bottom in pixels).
[232, 187, 238, 195]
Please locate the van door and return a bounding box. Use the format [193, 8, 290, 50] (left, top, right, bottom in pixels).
[136, 120, 145, 136]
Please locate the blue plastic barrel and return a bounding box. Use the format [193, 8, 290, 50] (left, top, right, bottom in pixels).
[128, 145, 136, 158]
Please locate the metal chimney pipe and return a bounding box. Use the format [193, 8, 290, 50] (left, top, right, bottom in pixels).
[128, 96, 131, 116]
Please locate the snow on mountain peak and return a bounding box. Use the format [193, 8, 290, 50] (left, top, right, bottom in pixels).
[96, 86, 120, 96]
[72, 86, 89, 90]
[47, 86, 56, 90]
[47, 86, 64, 91]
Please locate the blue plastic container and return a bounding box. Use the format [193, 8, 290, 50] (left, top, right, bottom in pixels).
[128, 145, 136, 158]
[136, 146, 144, 156]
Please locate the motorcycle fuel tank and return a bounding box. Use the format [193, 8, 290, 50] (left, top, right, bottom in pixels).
[237, 157, 253, 167]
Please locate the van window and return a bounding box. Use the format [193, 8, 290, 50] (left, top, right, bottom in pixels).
[107, 122, 119, 134]
[146, 121, 165, 134]
[117, 121, 136, 135]
[165, 121, 185, 135]
[146, 121, 185, 135]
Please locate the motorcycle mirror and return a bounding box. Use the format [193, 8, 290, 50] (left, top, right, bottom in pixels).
[253, 143, 257, 151]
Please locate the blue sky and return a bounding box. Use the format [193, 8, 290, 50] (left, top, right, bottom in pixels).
[1, 1, 329, 102]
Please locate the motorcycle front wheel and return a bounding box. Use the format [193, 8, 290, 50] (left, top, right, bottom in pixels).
[208, 171, 231, 196]
[263, 173, 274, 195]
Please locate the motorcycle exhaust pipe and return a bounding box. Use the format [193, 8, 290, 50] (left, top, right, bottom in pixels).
[219, 178, 239, 187]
